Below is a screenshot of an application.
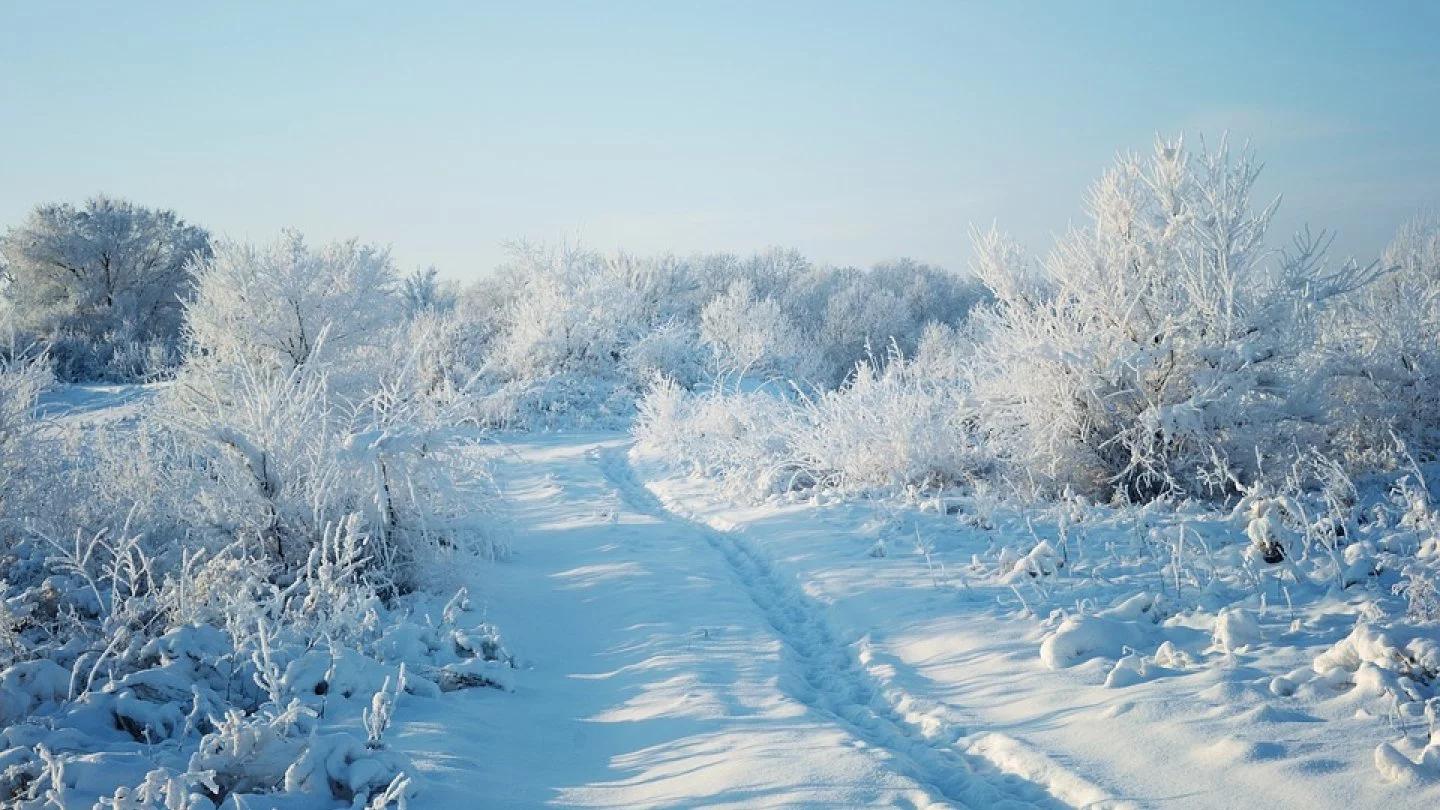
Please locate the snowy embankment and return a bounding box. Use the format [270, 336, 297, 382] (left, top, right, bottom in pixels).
[631, 449, 1440, 808]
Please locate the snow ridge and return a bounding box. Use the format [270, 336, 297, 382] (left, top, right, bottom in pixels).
[599, 446, 1107, 809]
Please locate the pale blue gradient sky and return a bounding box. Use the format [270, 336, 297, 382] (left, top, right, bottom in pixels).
[3, 1, 1437, 278]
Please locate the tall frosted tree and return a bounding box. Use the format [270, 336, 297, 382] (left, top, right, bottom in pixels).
[0, 196, 211, 379]
[183, 230, 402, 391]
[1328, 215, 1440, 462]
[965, 138, 1378, 501]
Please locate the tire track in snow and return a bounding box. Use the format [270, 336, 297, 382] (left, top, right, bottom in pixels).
[597, 446, 1079, 810]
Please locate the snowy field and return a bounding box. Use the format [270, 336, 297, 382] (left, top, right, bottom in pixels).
[4, 139, 1440, 809]
[9, 383, 1436, 807]
[407, 431, 1440, 809]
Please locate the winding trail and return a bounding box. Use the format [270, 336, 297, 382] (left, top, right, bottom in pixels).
[597, 445, 1068, 809]
[397, 435, 1083, 808]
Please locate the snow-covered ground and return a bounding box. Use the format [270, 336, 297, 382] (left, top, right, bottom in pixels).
[387, 432, 1436, 808]
[10, 384, 1437, 808]
[401, 435, 1074, 808]
[633, 457, 1440, 809]
[34, 382, 160, 427]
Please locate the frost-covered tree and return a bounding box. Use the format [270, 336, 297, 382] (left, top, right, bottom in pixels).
[184, 230, 401, 384]
[485, 244, 647, 381]
[1328, 214, 1440, 462]
[772, 258, 987, 385]
[401, 265, 458, 317]
[700, 278, 818, 383]
[966, 138, 1377, 501]
[0, 196, 211, 380]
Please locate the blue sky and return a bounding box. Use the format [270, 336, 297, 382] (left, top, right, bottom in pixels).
[2, 1, 1437, 278]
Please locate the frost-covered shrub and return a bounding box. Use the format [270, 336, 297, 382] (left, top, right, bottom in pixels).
[184, 230, 401, 392]
[635, 345, 985, 498]
[162, 348, 493, 588]
[965, 138, 1377, 501]
[16, 329, 179, 384]
[459, 242, 983, 428]
[0, 350, 51, 464]
[0, 509, 510, 806]
[0, 196, 211, 381]
[785, 349, 985, 492]
[634, 377, 798, 500]
[781, 259, 988, 386]
[166, 355, 346, 566]
[0, 354, 59, 655]
[390, 308, 482, 405]
[483, 244, 648, 383]
[621, 320, 707, 389]
[400, 265, 458, 317]
[458, 245, 654, 428]
[700, 279, 820, 385]
[1328, 215, 1440, 465]
[172, 229, 494, 584]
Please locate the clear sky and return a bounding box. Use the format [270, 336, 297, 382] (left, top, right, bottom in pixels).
[3, 1, 1437, 279]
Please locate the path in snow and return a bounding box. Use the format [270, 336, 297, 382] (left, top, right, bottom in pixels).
[395, 435, 1078, 808]
[598, 445, 1090, 809]
[636, 454, 1440, 810]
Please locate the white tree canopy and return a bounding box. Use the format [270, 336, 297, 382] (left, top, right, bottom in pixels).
[0, 195, 211, 378]
[184, 230, 401, 378]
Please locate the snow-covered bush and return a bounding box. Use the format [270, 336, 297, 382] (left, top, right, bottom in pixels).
[621, 320, 707, 389]
[0, 353, 58, 646]
[1328, 214, 1440, 465]
[0, 469, 507, 807]
[400, 265, 457, 317]
[0, 349, 51, 461]
[700, 278, 820, 385]
[635, 344, 985, 498]
[633, 377, 798, 500]
[964, 138, 1378, 501]
[184, 230, 401, 391]
[458, 242, 983, 428]
[482, 244, 647, 384]
[164, 338, 493, 588]
[456, 244, 652, 428]
[0, 196, 211, 381]
[781, 258, 988, 385]
[170, 229, 496, 583]
[784, 347, 984, 492]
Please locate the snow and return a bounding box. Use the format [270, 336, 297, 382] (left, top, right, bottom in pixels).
[7, 154, 1440, 807]
[628, 445, 1440, 808]
[392, 430, 1440, 808]
[394, 436, 1062, 808]
[8, 400, 1440, 807]
[34, 383, 159, 427]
